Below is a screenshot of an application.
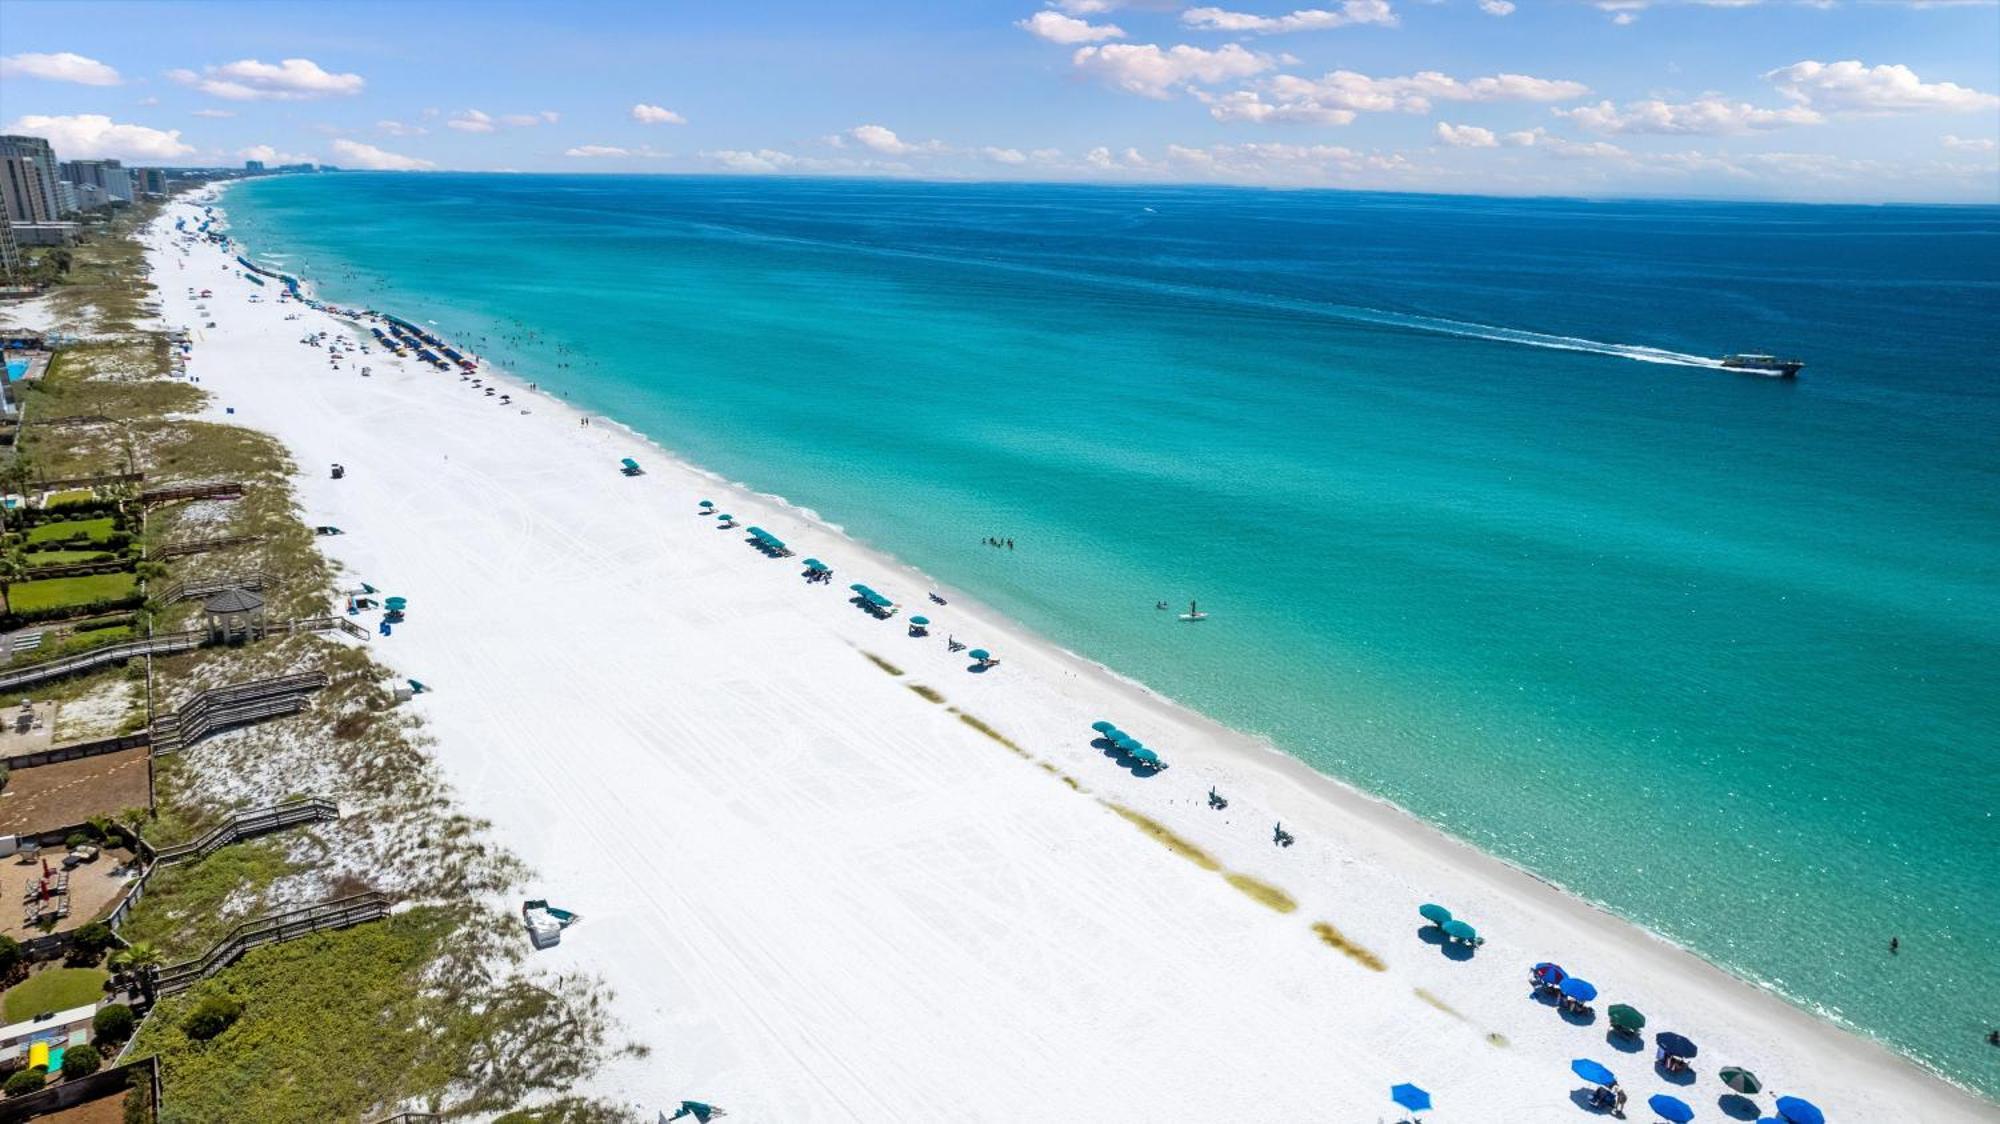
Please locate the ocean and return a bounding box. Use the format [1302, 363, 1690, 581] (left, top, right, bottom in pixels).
[222, 173, 2000, 1096]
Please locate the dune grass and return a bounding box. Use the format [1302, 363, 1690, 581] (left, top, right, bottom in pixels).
[1312, 921, 1388, 972]
[1224, 872, 1298, 913]
[1105, 803, 1224, 872]
[862, 652, 903, 676]
[907, 683, 944, 703]
[1, 967, 108, 1021]
[956, 711, 1029, 758]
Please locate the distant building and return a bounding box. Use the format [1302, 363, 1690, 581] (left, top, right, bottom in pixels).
[9, 222, 80, 246]
[245, 159, 266, 172]
[0, 135, 64, 218]
[139, 167, 169, 195]
[61, 159, 133, 205]
[0, 220, 18, 282]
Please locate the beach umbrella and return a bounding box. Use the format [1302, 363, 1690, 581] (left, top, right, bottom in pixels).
[1656, 1032, 1699, 1059]
[1571, 1059, 1617, 1087]
[1091, 721, 1116, 734]
[1419, 903, 1453, 927]
[384, 596, 407, 611]
[1718, 1067, 1762, 1095]
[1132, 748, 1160, 764]
[1442, 919, 1477, 943]
[969, 649, 991, 661]
[1560, 977, 1598, 1002]
[1389, 1083, 1432, 1112]
[1114, 736, 1144, 752]
[1648, 1094, 1695, 1123]
[698, 499, 714, 507]
[1608, 1004, 1647, 1033]
[1532, 961, 1566, 984]
[1773, 1096, 1824, 1124]
[910, 616, 930, 626]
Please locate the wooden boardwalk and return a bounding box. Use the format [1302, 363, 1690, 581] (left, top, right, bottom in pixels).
[151, 892, 391, 997]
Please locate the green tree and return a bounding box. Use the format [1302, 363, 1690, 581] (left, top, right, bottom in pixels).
[60, 1041, 101, 1078]
[0, 549, 26, 611]
[93, 1002, 135, 1043]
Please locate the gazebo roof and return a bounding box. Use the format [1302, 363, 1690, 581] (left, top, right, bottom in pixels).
[202, 587, 265, 613]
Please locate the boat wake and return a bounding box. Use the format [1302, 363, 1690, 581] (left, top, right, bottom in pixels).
[1346, 308, 1725, 368]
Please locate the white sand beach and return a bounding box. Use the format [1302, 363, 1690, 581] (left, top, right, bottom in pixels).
[130, 192, 1996, 1122]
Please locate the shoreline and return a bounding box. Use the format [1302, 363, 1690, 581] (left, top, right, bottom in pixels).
[160, 185, 1996, 1120]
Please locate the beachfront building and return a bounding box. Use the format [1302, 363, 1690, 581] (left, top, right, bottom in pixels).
[138, 167, 169, 197]
[0, 135, 64, 220]
[62, 159, 134, 206]
[0, 219, 18, 282]
[244, 159, 266, 173]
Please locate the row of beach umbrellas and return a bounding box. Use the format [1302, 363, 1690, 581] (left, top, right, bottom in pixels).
[1089, 720, 1165, 768]
[1418, 902, 1481, 945]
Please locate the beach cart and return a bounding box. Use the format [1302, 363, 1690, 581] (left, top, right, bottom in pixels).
[621, 457, 644, 477]
[523, 898, 582, 949]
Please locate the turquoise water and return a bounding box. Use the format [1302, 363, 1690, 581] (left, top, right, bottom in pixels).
[224, 175, 2000, 1095]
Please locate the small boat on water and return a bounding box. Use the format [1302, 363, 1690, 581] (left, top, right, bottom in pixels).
[1180, 600, 1207, 622]
[1720, 353, 1804, 378]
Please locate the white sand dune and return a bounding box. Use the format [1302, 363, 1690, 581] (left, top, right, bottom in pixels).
[134, 193, 1994, 1122]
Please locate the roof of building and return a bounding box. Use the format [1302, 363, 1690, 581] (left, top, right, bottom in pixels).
[202, 587, 265, 613]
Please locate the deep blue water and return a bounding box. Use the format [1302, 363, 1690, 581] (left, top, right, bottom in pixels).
[225, 174, 2000, 1095]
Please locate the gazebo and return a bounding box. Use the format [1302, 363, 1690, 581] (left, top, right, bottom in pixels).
[202, 587, 266, 643]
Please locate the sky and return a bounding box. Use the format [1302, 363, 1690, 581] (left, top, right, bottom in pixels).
[2, 0, 1997, 202]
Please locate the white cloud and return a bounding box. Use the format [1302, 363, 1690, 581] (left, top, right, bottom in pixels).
[1502, 127, 1628, 158]
[448, 109, 496, 133]
[328, 138, 435, 170]
[631, 103, 687, 125]
[981, 146, 1029, 164]
[238, 144, 314, 164]
[1435, 121, 1498, 147]
[167, 57, 363, 101]
[1019, 10, 1127, 43]
[1611, 11, 1637, 23]
[565, 144, 668, 158]
[0, 51, 121, 86]
[1214, 68, 1588, 124]
[450, 109, 557, 132]
[1, 113, 194, 160]
[1054, 0, 1118, 10]
[191, 108, 236, 119]
[1072, 43, 1276, 98]
[849, 124, 914, 155]
[1180, 2, 1397, 34]
[1942, 134, 1997, 152]
[704, 148, 875, 174]
[1479, 0, 1516, 13]
[376, 120, 427, 137]
[1557, 96, 1822, 134]
[1765, 60, 2000, 115]
[499, 111, 560, 127]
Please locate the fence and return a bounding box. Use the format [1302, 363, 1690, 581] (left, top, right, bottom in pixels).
[365, 1115, 441, 1124]
[0, 1054, 161, 1124]
[139, 479, 242, 505]
[0, 629, 203, 693]
[151, 891, 391, 997]
[10, 557, 132, 580]
[152, 571, 266, 607]
[149, 671, 326, 755]
[156, 533, 262, 559]
[1, 728, 150, 771]
[151, 798, 338, 867]
[37, 470, 144, 492]
[29, 413, 114, 429]
[283, 615, 372, 641]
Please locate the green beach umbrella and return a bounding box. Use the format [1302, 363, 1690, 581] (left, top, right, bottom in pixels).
[1419, 903, 1453, 926]
[384, 596, 407, 611]
[1442, 919, 1477, 942]
[969, 649, 991, 660]
[910, 616, 930, 626]
[1718, 1067, 1762, 1095]
[1607, 1004, 1647, 1033]
[699, 500, 713, 508]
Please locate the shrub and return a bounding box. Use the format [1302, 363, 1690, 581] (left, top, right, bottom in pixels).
[0, 935, 19, 977]
[0, 764, 9, 793]
[93, 1003, 135, 1042]
[182, 994, 242, 1041]
[65, 832, 90, 849]
[68, 922, 116, 960]
[60, 1042, 101, 1078]
[102, 833, 124, 849]
[3, 1068, 44, 1096]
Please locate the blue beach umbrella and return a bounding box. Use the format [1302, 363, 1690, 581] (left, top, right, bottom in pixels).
[1390, 1083, 1432, 1112]
[1560, 977, 1598, 1002]
[1532, 961, 1566, 984]
[1571, 1059, 1617, 1087]
[969, 649, 991, 660]
[1774, 1096, 1824, 1124]
[1648, 1093, 1695, 1123]
[1419, 903, 1453, 926]
[1131, 747, 1160, 764]
[698, 500, 713, 508]
[1442, 919, 1478, 943]
[1656, 1032, 1699, 1059]
[1091, 721, 1116, 734]
[910, 616, 930, 626]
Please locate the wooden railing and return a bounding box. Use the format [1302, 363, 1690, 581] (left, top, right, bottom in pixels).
[0, 628, 203, 692]
[150, 672, 326, 753]
[283, 615, 371, 641]
[0, 1055, 161, 1124]
[151, 892, 391, 997]
[152, 571, 266, 606]
[1, 728, 150, 771]
[156, 533, 262, 559]
[151, 797, 338, 867]
[139, 479, 242, 505]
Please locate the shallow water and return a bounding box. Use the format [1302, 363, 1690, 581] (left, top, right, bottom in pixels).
[223, 174, 2000, 1094]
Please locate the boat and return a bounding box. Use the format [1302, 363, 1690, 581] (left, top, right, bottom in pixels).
[1720, 353, 1804, 378]
[1179, 600, 1208, 622]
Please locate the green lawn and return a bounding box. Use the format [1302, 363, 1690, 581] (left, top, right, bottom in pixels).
[25, 517, 117, 545]
[5, 571, 139, 614]
[44, 489, 96, 508]
[26, 549, 115, 567]
[1, 967, 107, 1021]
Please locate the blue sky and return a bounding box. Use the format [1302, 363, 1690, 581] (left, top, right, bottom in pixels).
[3, 0, 1996, 201]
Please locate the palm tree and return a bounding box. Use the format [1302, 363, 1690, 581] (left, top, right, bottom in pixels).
[0, 550, 26, 613]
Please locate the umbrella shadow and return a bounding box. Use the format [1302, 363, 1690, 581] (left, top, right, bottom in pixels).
[1654, 1060, 1697, 1086]
[1530, 988, 1561, 1008]
[1414, 926, 1474, 961]
[1718, 1094, 1761, 1121]
[1561, 1005, 1599, 1027]
[966, 662, 993, 673]
[1566, 1088, 1615, 1115]
[1605, 1029, 1644, 1054]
